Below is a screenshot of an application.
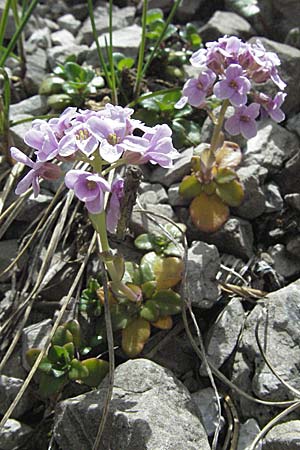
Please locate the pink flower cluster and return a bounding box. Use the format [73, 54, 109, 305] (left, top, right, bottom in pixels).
[11, 104, 179, 223]
[176, 36, 286, 139]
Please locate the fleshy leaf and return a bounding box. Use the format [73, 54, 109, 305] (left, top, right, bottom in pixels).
[110, 303, 137, 331]
[26, 348, 42, 368]
[140, 300, 160, 322]
[151, 290, 182, 316]
[81, 358, 109, 387]
[122, 318, 151, 358]
[48, 345, 70, 365]
[189, 192, 229, 232]
[216, 180, 244, 207]
[39, 373, 68, 398]
[68, 359, 89, 380]
[141, 280, 157, 299]
[65, 320, 81, 348]
[215, 167, 237, 184]
[153, 256, 183, 289]
[140, 252, 159, 283]
[39, 76, 64, 95]
[52, 326, 73, 346]
[152, 316, 173, 329]
[134, 234, 155, 251]
[63, 342, 75, 360]
[179, 175, 203, 200]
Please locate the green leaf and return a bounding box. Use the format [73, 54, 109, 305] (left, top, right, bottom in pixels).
[122, 318, 151, 357]
[68, 359, 89, 380]
[39, 372, 68, 398]
[52, 326, 73, 346]
[110, 303, 137, 331]
[39, 76, 65, 95]
[81, 358, 109, 387]
[63, 342, 75, 360]
[26, 348, 41, 368]
[172, 118, 201, 146]
[141, 280, 157, 299]
[48, 345, 70, 365]
[123, 261, 143, 285]
[38, 357, 52, 374]
[47, 94, 72, 111]
[189, 192, 229, 232]
[134, 234, 155, 251]
[215, 167, 237, 184]
[64, 61, 84, 81]
[146, 8, 164, 25]
[151, 290, 182, 316]
[179, 175, 203, 200]
[153, 256, 183, 289]
[140, 300, 160, 322]
[140, 252, 159, 283]
[65, 320, 81, 348]
[216, 180, 244, 207]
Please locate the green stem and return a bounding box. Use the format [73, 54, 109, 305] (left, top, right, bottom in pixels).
[134, 0, 148, 99]
[210, 99, 229, 154]
[0, 0, 13, 50]
[108, 0, 117, 105]
[10, 113, 58, 127]
[101, 158, 127, 176]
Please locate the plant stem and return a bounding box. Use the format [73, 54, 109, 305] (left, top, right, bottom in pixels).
[210, 99, 229, 154]
[134, 0, 148, 99]
[108, 0, 118, 105]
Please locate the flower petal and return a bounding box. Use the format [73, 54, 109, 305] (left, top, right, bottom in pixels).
[10, 147, 34, 168]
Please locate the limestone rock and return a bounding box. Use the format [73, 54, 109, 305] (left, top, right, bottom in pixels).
[199, 11, 255, 42]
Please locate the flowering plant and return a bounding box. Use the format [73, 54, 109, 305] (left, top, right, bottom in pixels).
[176, 36, 286, 232]
[11, 103, 180, 303]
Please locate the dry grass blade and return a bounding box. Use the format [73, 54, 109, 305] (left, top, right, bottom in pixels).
[249, 401, 300, 450]
[222, 394, 240, 450]
[0, 189, 31, 223]
[0, 161, 24, 214]
[220, 282, 268, 299]
[0, 231, 97, 429]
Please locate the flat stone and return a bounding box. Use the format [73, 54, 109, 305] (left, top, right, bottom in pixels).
[262, 182, 283, 213]
[53, 359, 211, 450]
[10, 95, 48, 118]
[130, 203, 177, 236]
[51, 29, 75, 46]
[47, 44, 88, 70]
[24, 48, 48, 95]
[57, 13, 81, 35]
[0, 418, 32, 450]
[274, 149, 300, 195]
[192, 388, 225, 437]
[86, 24, 142, 65]
[0, 375, 34, 419]
[150, 147, 193, 187]
[267, 244, 300, 278]
[186, 241, 220, 309]
[199, 10, 255, 42]
[237, 419, 261, 450]
[9, 114, 33, 152]
[25, 28, 52, 51]
[234, 165, 266, 219]
[263, 420, 300, 449]
[176, 0, 205, 22]
[243, 120, 299, 175]
[138, 182, 168, 205]
[168, 183, 190, 206]
[285, 193, 300, 211]
[200, 298, 245, 374]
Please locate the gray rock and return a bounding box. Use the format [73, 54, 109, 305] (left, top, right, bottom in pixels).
[10, 95, 48, 118]
[287, 112, 300, 137]
[285, 193, 300, 211]
[47, 44, 88, 70]
[15, 192, 53, 222]
[285, 27, 300, 50]
[263, 182, 283, 213]
[25, 28, 52, 51]
[287, 236, 300, 258]
[0, 418, 32, 450]
[233, 279, 300, 410]
[259, 0, 300, 41]
[51, 29, 75, 46]
[0, 375, 34, 419]
[57, 13, 81, 35]
[22, 319, 52, 371]
[24, 48, 48, 95]
[0, 240, 26, 282]
[140, 0, 173, 13]
[242, 120, 299, 175]
[248, 37, 300, 115]
[77, 5, 136, 45]
[9, 114, 32, 151]
[234, 165, 266, 219]
[138, 182, 168, 205]
[86, 24, 142, 65]
[199, 11, 255, 42]
[275, 149, 300, 195]
[200, 298, 245, 374]
[237, 418, 261, 450]
[267, 244, 300, 278]
[192, 388, 225, 437]
[130, 203, 176, 236]
[263, 420, 300, 449]
[186, 241, 220, 309]
[150, 147, 193, 187]
[186, 216, 254, 261]
[176, 0, 205, 21]
[2, 349, 27, 380]
[168, 183, 190, 206]
[53, 359, 210, 450]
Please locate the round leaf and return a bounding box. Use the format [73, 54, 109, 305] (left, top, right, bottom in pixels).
[134, 234, 154, 251]
[151, 290, 182, 316]
[122, 318, 151, 358]
[216, 180, 244, 207]
[215, 167, 237, 184]
[152, 316, 173, 330]
[68, 359, 89, 380]
[140, 300, 160, 322]
[81, 358, 109, 387]
[153, 256, 183, 289]
[189, 193, 229, 233]
[26, 348, 42, 368]
[179, 175, 203, 200]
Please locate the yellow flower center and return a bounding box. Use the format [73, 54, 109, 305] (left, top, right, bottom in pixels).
[76, 129, 89, 141]
[87, 180, 97, 190]
[107, 133, 119, 146]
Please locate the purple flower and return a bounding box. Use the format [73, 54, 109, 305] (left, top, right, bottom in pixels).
[87, 117, 128, 163]
[257, 92, 286, 123]
[123, 124, 179, 168]
[225, 103, 260, 139]
[49, 107, 78, 140]
[58, 123, 98, 157]
[106, 177, 124, 233]
[24, 120, 59, 162]
[11, 147, 62, 197]
[213, 64, 251, 107]
[65, 170, 110, 214]
[175, 69, 216, 109]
